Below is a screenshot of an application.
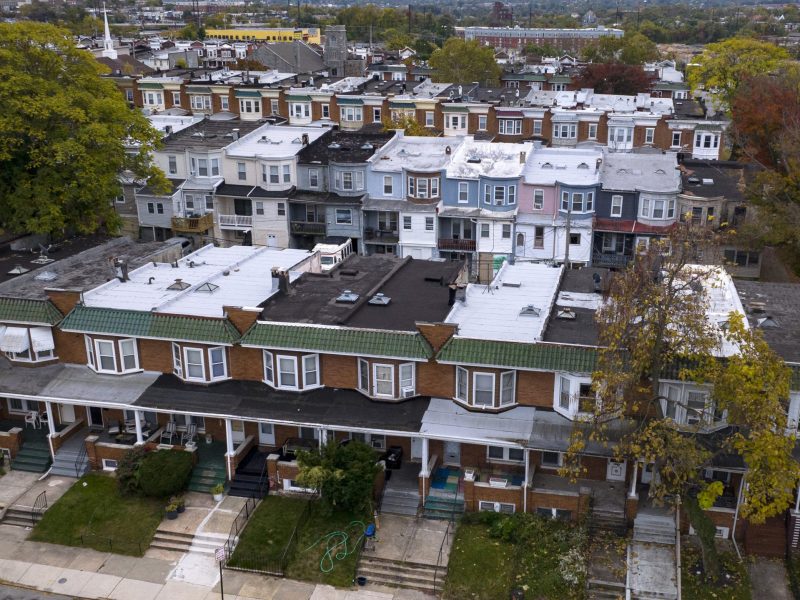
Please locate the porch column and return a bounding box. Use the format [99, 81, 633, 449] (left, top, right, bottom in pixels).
[224, 418, 234, 480]
[523, 449, 530, 513]
[319, 428, 328, 448]
[133, 410, 144, 446]
[44, 401, 56, 437]
[629, 461, 639, 498]
[421, 437, 430, 508]
[795, 481, 800, 513]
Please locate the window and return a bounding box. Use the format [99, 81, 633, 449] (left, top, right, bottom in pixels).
[220, 96, 229, 111]
[263, 350, 274, 385]
[119, 339, 138, 372]
[487, 446, 524, 462]
[283, 164, 291, 183]
[237, 162, 246, 181]
[425, 111, 434, 127]
[572, 193, 583, 212]
[455, 367, 468, 402]
[239, 99, 260, 115]
[308, 168, 319, 188]
[102, 459, 119, 471]
[322, 104, 330, 118]
[418, 178, 428, 198]
[671, 131, 682, 148]
[373, 364, 394, 397]
[561, 191, 569, 211]
[403, 216, 412, 230]
[197, 158, 208, 177]
[184, 348, 205, 380]
[611, 195, 623, 217]
[480, 501, 516, 514]
[533, 189, 544, 210]
[336, 209, 352, 225]
[500, 371, 515, 406]
[494, 186, 506, 206]
[533, 120, 542, 136]
[95, 340, 116, 372]
[383, 176, 393, 195]
[478, 115, 487, 131]
[147, 202, 154, 214]
[473, 373, 494, 407]
[569, 233, 581, 245]
[270, 99, 279, 115]
[553, 123, 577, 139]
[458, 182, 469, 203]
[358, 358, 369, 392]
[255, 201, 264, 216]
[499, 119, 522, 135]
[191, 95, 211, 111]
[686, 391, 708, 426]
[537, 507, 571, 520]
[508, 185, 516, 205]
[373, 107, 381, 122]
[399, 363, 414, 395]
[185, 195, 194, 211]
[588, 123, 597, 140]
[204, 195, 213, 211]
[277, 203, 285, 216]
[425, 217, 434, 232]
[209, 347, 226, 380]
[645, 127, 655, 144]
[641, 198, 676, 220]
[168, 155, 177, 175]
[502, 224, 511, 239]
[277, 356, 298, 389]
[291, 102, 310, 118]
[541, 451, 563, 468]
[534, 226, 545, 249]
[303, 354, 319, 387]
[608, 126, 633, 145]
[172, 342, 182, 377]
[480, 223, 490, 238]
[341, 106, 363, 122]
[447, 114, 466, 129]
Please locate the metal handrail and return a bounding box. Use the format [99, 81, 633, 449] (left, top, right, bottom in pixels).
[255, 455, 269, 499]
[224, 494, 258, 560]
[433, 518, 451, 590]
[74, 440, 87, 478]
[32, 491, 47, 527]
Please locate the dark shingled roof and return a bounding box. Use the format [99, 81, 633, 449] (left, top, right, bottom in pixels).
[734, 280, 800, 364]
[543, 268, 608, 346]
[160, 119, 263, 151]
[680, 160, 759, 202]
[297, 129, 395, 165]
[134, 375, 430, 432]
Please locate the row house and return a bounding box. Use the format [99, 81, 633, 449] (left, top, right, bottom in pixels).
[2, 238, 795, 551]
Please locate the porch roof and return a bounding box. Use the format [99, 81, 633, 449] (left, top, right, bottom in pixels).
[39, 365, 162, 406]
[420, 398, 535, 447]
[133, 375, 430, 433]
[529, 410, 631, 456]
[0, 361, 64, 397]
[593, 218, 673, 235]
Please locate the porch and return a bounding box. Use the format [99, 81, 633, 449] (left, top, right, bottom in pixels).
[171, 213, 213, 233]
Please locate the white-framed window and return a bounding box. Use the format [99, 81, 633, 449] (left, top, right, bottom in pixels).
[119, 339, 139, 372]
[473, 372, 495, 407]
[487, 446, 524, 463]
[671, 131, 682, 148]
[172, 91, 181, 106]
[588, 123, 598, 140]
[425, 111, 434, 127]
[537, 507, 571, 520]
[270, 99, 279, 115]
[7, 398, 37, 414]
[640, 197, 676, 220]
[533, 120, 542, 135]
[425, 217, 434, 232]
[209, 347, 227, 380]
[493, 186, 505, 205]
[93, 339, 116, 373]
[302, 354, 320, 388]
[455, 366, 468, 402]
[172, 342, 182, 377]
[502, 224, 511, 239]
[358, 358, 369, 392]
[608, 126, 633, 145]
[611, 195, 623, 217]
[239, 98, 261, 115]
[499, 371, 515, 406]
[220, 96, 229, 111]
[479, 501, 516, 514]
[336, 208, 352, 225]
[102, 458, 119, 472]
[184, 347, 205, 381]
[383, 176, 393, 196]
[263, 350, 274, 385]
[277, 355, 299, 389]
[645, 127, 655, 144]
[197, 158, 208, 177]
[540, 451, 563, 468]
[322, 104, 330, 118]
[291, 102, 310, 118]
[480, 223, 490, 238]
[283, 164, 291, 183]
[695, 132, 719, 149]
[534, 226, 545, 249]
[508, 185, 516, 205]
[373, 364, 394, 397]
[499, 119, 522, 135]
[553, 123, 577, 139]
[309, 168, 319, 188]
[190, 94, 211, 111]
[659, 383, 721, 427]
[458, 182, 469, 203]
[478, 115, 488, 131]
[168, 155, 177, 175]
[403, 216, 412, 230]
[554, 374, 596, 418]
[255, 201, 264, 215]
[373, 107, 381, 122]
[407, 176, 439, 199]
[399, 362, 415, 396]
[341, 106, 363, 122]
[533, 189, 544, 210]
[237, 162, 246, 181]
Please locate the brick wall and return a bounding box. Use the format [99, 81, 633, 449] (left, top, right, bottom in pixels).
[416, 322, 457, 353]
[224, 306, 261, 334]
[45, 289, 78, 317]
[230, 346, 265, 381]
[0, 428, 22, 459]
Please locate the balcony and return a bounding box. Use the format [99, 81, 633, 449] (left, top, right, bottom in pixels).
[218, 214, 253, 229]
[364, 229, 399, 245]
[592, 253, 631, 268]
[171, 213, 213, 233]
[290, 221, 326, 236]
[438, 238, 476, 252]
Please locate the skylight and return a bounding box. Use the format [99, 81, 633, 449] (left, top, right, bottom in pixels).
[335, 290, 359, 303]
[195, 282, 220, 293]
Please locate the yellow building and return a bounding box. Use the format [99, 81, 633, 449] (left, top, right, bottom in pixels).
[205, 28, 321, 44]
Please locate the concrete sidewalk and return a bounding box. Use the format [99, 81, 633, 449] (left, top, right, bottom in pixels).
[0, 524, 435, 600]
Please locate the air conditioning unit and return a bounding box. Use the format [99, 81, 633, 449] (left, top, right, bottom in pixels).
[401, 387, 415, 398]
[489, 477, 508, 488]
[370, 438, 385, 450]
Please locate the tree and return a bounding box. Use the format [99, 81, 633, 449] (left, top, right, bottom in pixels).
[382, 115, 435, 137]
[576, 63, 653, 95]
[581, 32, 659, 65]
[567, 224, 798, 580]
[687, 38, 790, 111]
[296, 441, 381, 514]
[522, 42, 559, 59]
[0, 22, 168, 236]
[429, 38, 501, 86]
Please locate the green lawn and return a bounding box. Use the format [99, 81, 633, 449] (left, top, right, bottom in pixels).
[682, 544, 751, 600]
[444, 513, 588, 600]
[284, 502, 373, 588]
[228, 496, 309, 572]
[29, 473, 163, 556]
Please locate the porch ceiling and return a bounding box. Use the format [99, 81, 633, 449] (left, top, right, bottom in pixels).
[133, 374, 430, 433]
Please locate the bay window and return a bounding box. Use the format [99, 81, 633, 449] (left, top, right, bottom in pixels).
[473, 373, 495, 407]
[499, 119, 522, 135]
[640, 197, 676, 220]
[659, 383, 721, 427]
[303, 354, 319, 388]
[278, 356, 298, 389]
[407, 176, 439, 199]
[264, 350, 274, 385]
[554, 373, 595, 419]
[358, 358, 369, 392]
[374, 364, 394, 397]
[500, 371, 516, 406]
[456, 367, 468, 402]
[84, 336, 140, 374]
[170, 344, 230, 383]
[553, 123, 577, 139]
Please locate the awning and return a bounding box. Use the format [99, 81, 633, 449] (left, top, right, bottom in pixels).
[336, 97, 363, 106]
[186, 86, 212, 94]
[0, 327, 29, 353]
[30, 327, 55, 353]
[420, 398, 536, 446]
[234, 90, 262, 99]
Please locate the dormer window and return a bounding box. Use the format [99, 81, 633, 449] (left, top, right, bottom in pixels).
[84, 335, 140, 375]
[554, 373, 596, 419]
[455, 366, 516, 409]
[407, 176, 439, 200]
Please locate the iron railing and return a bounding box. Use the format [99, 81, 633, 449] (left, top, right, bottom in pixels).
[74, 440, 88, 478]
[31, 491, 47, 527]
[432, 518, 451, 590]
[438, 238, 477, 252]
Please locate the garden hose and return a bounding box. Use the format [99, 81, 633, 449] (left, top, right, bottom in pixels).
[303, 520, 367, 573]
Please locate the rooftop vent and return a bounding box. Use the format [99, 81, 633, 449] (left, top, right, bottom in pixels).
[557, 308, 577, 320]
[748, 301, 767, 314]
[368, 292, 391, 305]
[702, 178, 714, 185]
[339, 269, 359, 277]
[33, 271, 58, 282]
[757, 316, 779, 328]
[335, 290, 359, 303]
[578, 162, 589, 169]
[502, 281, 521, 288]
[195, 282, 220, 293]
[519, 305, 541, 317]
[7, 265, 30, 275]
[257, 136, 270, 143]
[360, 143, 374, 151]
[687, 176, 701, 184]
[541, 162, 553, 169]
[466, 157, 482, 164]
[167, 278, 191, 291]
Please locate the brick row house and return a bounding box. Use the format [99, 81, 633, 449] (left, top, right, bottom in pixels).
[0, 237, 798, 552]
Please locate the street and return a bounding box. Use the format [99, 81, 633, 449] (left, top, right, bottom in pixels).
[0, 585, 72, 600]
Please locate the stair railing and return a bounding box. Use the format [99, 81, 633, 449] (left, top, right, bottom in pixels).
[255, 454, 269, 499]
[433, 518, 451, 590]
[31, 491, 47, 527]
[74, 440, 88, 478]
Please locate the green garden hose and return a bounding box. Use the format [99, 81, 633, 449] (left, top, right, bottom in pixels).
[303, 520, 367, 573]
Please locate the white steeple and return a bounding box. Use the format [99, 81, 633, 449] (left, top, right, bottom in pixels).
[102, 3, 118, 60]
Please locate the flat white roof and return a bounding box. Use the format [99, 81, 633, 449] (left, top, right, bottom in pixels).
[82, 245, 314, 317]
[421, 398, 536, 446]
[696, 265, 748, 357]
[447, 140, 534, 180]
[147, 114, 204, 135]
[445, 262, 563, 343]
[523, 147, 603, 186]
[369, 133, 465, 173]
[226, 124, 330, 159]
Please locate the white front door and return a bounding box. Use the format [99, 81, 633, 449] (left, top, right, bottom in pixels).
[606, 459, 627, 482]
[410, 437, 423, 460]
[443, 441, 461, 466]
[231, 420, 245, 443]
[641, 463, 657, 485]
[86, 406, 104, 428]
[258, 423, 275, 446]
[59, 404, 76, 423]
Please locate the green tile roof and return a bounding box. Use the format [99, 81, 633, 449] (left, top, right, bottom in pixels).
[240, 322, 433, 360]
[0, 298, 63, 325]
[60, 306, 240, 345]
[436, 337, 599, 373]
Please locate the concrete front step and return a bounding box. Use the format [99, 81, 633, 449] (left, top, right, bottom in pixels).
[2, 507, 44, 528]
[150, 530, 230, 554]
[357, 557, 444, 594]
[380, 501, 419, 517]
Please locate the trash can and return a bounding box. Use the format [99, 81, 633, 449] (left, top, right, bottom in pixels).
[356, 576, 367, 586]
[510, 588, 525, 599]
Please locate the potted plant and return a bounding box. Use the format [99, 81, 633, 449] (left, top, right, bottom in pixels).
[205, 433, 213, 444]
[171, 495, 186, 514]
[211, 483, 225, 502]
[165, 501, 179, 520]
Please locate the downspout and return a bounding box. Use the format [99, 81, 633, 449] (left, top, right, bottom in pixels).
[730, 474, 745, 560]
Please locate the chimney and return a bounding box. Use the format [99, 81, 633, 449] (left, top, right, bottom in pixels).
[301, 133, 309, 146]
[448, 285, 456, 306]
[519, 151, 526, 164]
[232, 128, 239, 141]
[271, 267, 289, 294]
[113, 258, 129, 282]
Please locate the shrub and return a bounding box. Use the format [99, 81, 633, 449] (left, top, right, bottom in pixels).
[138, 450, 193, 498]
[117, 446, 149, 496]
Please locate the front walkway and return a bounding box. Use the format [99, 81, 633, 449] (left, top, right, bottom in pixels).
[749, 557, 792, 600]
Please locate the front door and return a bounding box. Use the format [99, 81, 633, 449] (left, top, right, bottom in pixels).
[443, 441, 461, 466]
[59, 404, 76, 423]
[641, 462, 660, 485]
[231, 420, 245, 444]
[86, 406, 103, 428]
[606, 459, 627, 482]
[258, 423, 275, 446]
[410, 437, 423, 460]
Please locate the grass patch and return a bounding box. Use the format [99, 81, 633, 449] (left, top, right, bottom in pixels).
[29, 473, 163, 556]
[284, 501, 372, 588]
[681, 543, 751, 600]
[228, 496, 309, 571]
[443, 512, 587, 600]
